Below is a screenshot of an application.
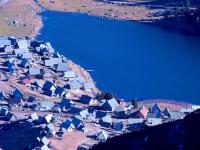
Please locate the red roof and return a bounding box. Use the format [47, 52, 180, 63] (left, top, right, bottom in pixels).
[138, 106, 149, 119]
[22, 78, 30, 85]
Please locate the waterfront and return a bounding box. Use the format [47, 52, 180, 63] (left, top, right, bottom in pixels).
[38, 11, 200, 103]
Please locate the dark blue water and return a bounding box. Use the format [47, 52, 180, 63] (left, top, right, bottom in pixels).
[37, 11, 200, 104]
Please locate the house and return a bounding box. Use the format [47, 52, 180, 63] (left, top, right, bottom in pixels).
[28, 96, 36, 102]
[99, 115, 112, 128]
[0, 37, 11, 47]
[4, 45, 13, 54]
[13, 48, 29, 56]
[28, 67, 41, 77]
[163, 107, 171, 118]
[146, 118, 162, 126]
[101, 98, 119, 111]
[113, 121, 124, 131]
[32, 80, 43, 90]
[83, 83, 95, 90]
[151, 103, 161, 113]
[17, 39, 29, 49]
[127, 118, 144, 131]
[79, 109, 90, 119]
[69, 107, 82, 114]
[96, 131, 108, 142]
[21, 52, 33, 59]
[36, 136, 50, 148]
[76, 76, 85, 84]
[0, 107, 8, 116]
[95, 110, 107, 119]
[0, 91, 6, 100]
[44, 58, 62, 67]
[13, 89, 23, 102]
[20, 76, 30, 85]
[7, 62, 17, 72]
[69, 79, 82, 90]
[42, 72, 52, 79]
[148, 104, 164, 118]
[55, 63, 69, 72]
[30, 112, 39, 122]
[169, 111, 185, 121]
[43, 81, 56, 92]
[62, 71, 76, 78]
[60, 119, 75, 132]
[114, 105, 126, 118]
[72, 116, 85, 130]
[60, 98, 74, 109]
[55, 86, 66, 97]
[41, 145, 50, 150]
[44, 123, 56, 136]
[137, 106, 149, 119]
[44, 113, 53, 123]
[52, 106, 61, 113]
[39, 101, 55, 111]
[46, 42, 55, 53]
[80, 95, 93, 104]
[19, 59, 31, 68]
[5, 112, 16, 121]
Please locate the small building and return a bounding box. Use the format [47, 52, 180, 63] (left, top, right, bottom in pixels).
[28, 67, 41, 77]
[55, 63, 69, 72]
[95, 110, 107, 119]
[137, 106, 149, 119]
[13, 48, 28, 56]
[4, 45, 14, 54]
[5, 112, 16, 122]
[96, 130, 108, 142]
[69, 79, 82, 90]
[44, 58, 62, 68]
[127, 118, 145, 131]
[21, 52, 33, 59]
[169, 111, 185, 121]
[99, 115, 112, 128]
[53, 106, 61, 113]
[72, 116, 85, 130]
[83, 83, 95, 90]
[39, 101, 55, 111]
[55, 86, 66, 97]
[43, 81, 56, 92]
[146, 118, 162, 126]
[44, 113, 53, 123]
[32, 80, 43, 90]
[80, 95, 93, 104]
[13, 89, 23, 102]
[44, 123, 56, 136]
[101, 98, 119, 111]
[46, 42, 55, 53]
[70, 107, 82, 114]
[19, 59, 31, 68]
[79, 109, 90, 119]
[60, 98, 74, 109]
[62, 71, 76, 78]
[20, 76, 30, 85]
[60, 119, 75, 132]
[30, 112, 39, 122]
[114, 105, 126, 118]
[113, 121, 124, 131]
[0, 107, 8, 116]
[151, 103, 162, 113]
[17, 39, 29, 49]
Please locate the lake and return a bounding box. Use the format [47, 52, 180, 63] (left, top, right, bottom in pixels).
[37, 11, 200, 104]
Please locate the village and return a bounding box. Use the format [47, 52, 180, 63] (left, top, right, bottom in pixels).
[0, 36, 199, 150]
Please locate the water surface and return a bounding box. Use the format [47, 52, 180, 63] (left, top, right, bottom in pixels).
[38, 11, 200, 104]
